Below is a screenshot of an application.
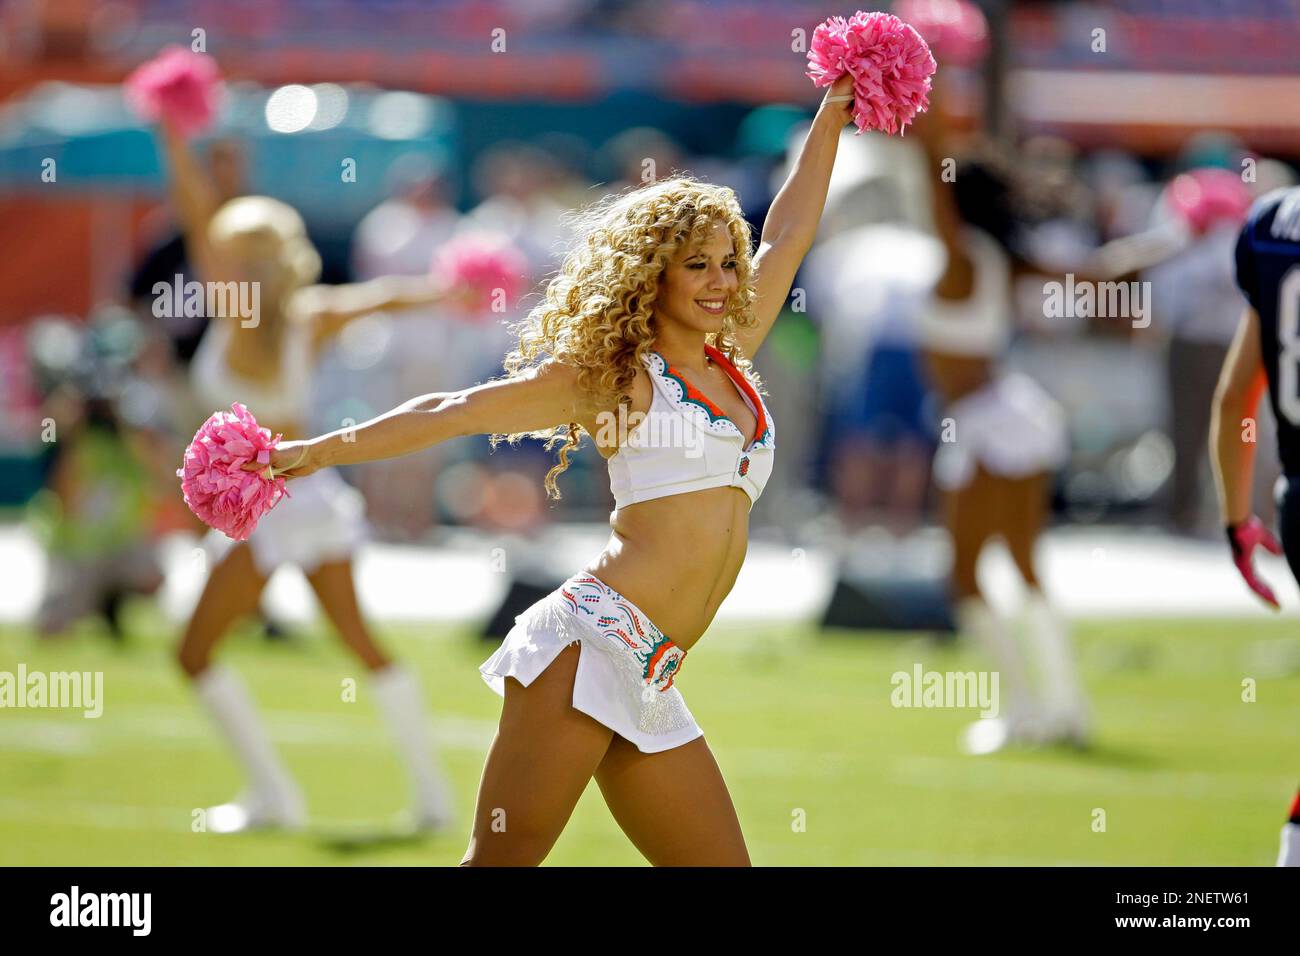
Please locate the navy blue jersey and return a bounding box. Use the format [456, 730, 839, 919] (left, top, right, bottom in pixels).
[1235, 187, 1300, 474]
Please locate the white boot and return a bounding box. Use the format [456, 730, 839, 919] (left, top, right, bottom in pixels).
[956, 596, 1045, 754]
[1279, 822, 1300, 867]
[1021, 589, 1090, 747]
[370, 663, 455, 831]
[193, 665, 306, 832]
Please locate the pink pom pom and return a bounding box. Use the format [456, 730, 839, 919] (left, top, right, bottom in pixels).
[892, 0, 989, 68]
[175, 403, 292, 541]
[1165, 168, 1252, 236]
[431, 233, 530, 318]
[806, 10, 936, 136]
[124, 46, 223, 137]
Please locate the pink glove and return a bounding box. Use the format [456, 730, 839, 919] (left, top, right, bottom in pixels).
[1227, 517, 1283, 610]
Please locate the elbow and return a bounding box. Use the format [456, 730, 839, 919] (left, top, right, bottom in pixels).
[438, 392, 477, 440]
[1210, 387, 1249, 437]
[760, 228, 814, 260]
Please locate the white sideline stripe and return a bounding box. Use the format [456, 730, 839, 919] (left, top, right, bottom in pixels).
[0, 708, 497, 754]
[749, 841, 1099, 867]
[0, 797, 175, 832]
[7, 522, 1297, 625]
[0, 796, 443, 836]
[892, 755, 1291, 800]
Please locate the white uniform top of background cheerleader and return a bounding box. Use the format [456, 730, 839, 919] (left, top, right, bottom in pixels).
[191, 316, 315, 426]
[189, 316, 368, 576]
[916, 226, 1012, 358]
[607, 344, 776, 511]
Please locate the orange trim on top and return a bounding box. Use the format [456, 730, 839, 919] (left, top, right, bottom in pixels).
[704, 344, 767, 449]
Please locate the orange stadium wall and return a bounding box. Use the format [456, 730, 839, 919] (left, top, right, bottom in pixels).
[0, 195, 156, 327]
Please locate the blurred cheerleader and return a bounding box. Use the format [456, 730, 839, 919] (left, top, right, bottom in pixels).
[908, 44, 1089, 755]
[153, 118, 459, 833]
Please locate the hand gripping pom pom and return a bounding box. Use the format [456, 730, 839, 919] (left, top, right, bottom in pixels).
[175, 403, 294, 541]
[431, 233, 530, 318]
[124, 46, 223, 137]
[806, 10, 937, 136]
[892, 0, 989, 68]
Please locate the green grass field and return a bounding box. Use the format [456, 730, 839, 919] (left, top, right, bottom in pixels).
[1, 604, 1297, 866]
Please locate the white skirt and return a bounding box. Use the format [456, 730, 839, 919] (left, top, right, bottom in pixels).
[933, 372, 1069, 491]
[204, 467, 369, 576]
[480, 573, 703, 754]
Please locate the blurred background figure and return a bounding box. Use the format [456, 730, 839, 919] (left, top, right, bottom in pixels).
[1148, 138, 1255, 536]
[347, 153, 461, 540]
[24, 313, 166, 642]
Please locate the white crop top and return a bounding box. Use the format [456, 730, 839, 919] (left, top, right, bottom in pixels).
[915, 226, 1012, 357]
[608, 344, 776, 512]
[190, 316, 315, 426]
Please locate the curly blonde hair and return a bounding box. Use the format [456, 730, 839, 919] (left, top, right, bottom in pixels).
[490, 175, 764, 499]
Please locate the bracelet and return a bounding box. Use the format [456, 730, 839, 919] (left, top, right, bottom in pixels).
[824, 94, 855, 103]
[269, 445, 310, 477]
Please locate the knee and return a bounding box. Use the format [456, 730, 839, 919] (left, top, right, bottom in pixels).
[458, 830, 551, 867]
[176, 639, 208, 679]
[951, 566, 981, 602]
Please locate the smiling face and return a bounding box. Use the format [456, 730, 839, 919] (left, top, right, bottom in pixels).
[653, 219, 739, 335]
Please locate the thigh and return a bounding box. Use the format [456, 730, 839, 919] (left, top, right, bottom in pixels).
[991, 469, 1051, 588]
[461, 643, 614, 866]
[594, 733, 750, 867]
[304, 558, 389, 671]
[178, 542, 269, 676]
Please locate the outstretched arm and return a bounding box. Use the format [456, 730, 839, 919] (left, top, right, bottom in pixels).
[736, 75, 853, 358]
[248, 359, 593, 478]
[157, 123, 221, 280]
[290, 276, 472, 355]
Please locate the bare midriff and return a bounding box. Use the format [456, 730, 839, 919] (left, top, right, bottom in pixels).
[582, 484, 751, 651]
[573, 354, 762, 649]
[922, 349, 993, 406]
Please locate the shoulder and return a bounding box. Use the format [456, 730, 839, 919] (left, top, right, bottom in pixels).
[549, 353, 654, 454]
[1240, 187, 1300, 249]
[529, 358, 605, 420]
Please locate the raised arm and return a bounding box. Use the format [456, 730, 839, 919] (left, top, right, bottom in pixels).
[911, 107, 978, 300]
[735, 75, 853, 358]
[158, 123, 221, 280]
[249, 359, 594, 478]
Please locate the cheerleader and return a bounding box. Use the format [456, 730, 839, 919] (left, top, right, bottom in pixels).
[156, 121, 458, 832]
[251, 74, 859, 864]
[912, 104, 1089, 756]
